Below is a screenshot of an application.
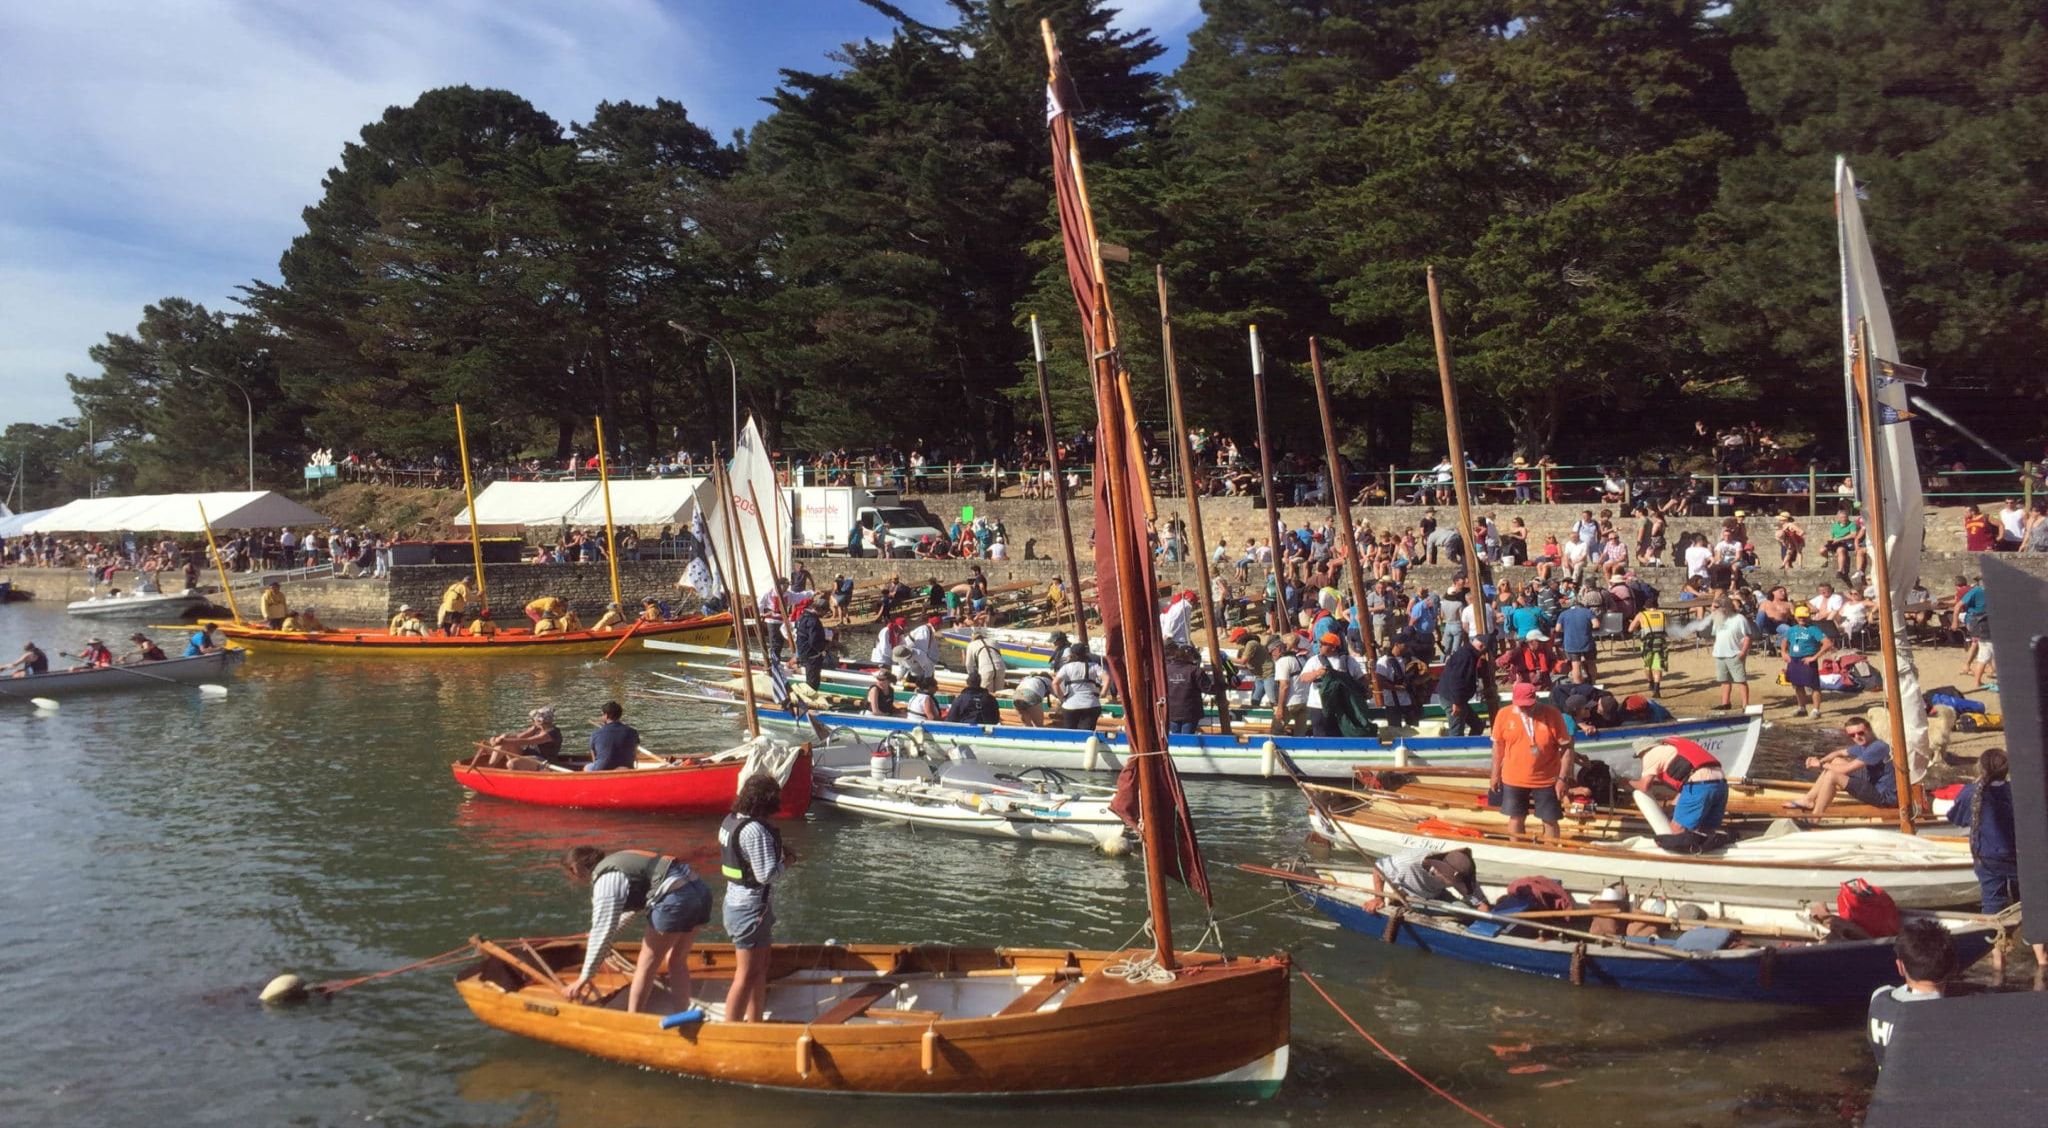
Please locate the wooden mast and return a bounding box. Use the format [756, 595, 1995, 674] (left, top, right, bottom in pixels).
[1425, 268, 1499, 721]
[713, 457, 762, 737]
[1043, 18, 1175, 969]
[1158, 266, 1231, 734]
[1308, 337, 1382, 704]
[454, 403, 488, 613]
[1850, 318, 1919, 835]
[1030, 315, 1090, 645]
[593, 415, 623, 610]
[195, 500, 243, 624]
[1249, 325, 1287, 634]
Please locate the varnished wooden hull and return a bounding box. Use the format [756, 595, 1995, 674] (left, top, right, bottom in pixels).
[456, 940, 1290, 1096]
[214, 614, 733, 656]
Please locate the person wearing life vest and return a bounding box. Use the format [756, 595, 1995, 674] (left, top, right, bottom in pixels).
[559, 845, 712, 1013]
[1632, 736, 1729, 832]
[1629, 604, 1671, 698]
[438, 577, 473, 636]
[720, 773, 790, 1023]
[525, 595, 567, 626]
[68, 636, 115, 670]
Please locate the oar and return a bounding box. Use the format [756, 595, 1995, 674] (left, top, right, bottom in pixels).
[58, 653, 228, 697]
[602, 617, 644, 661]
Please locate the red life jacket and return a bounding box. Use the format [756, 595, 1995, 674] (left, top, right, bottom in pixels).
[1656, 737, 1722, 790]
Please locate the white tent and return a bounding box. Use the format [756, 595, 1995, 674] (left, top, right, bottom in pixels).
[0, 507, 51, 537]
[24, 491, 329, 533]
[450, 481, 598, 529]
[561, 478, 702, 527]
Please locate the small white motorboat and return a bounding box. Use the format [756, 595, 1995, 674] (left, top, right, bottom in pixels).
[810, 729, 1134, 850]
[65, 587, 210, 619]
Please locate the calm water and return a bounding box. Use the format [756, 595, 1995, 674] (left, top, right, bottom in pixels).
[0, 600, 1882, 1127]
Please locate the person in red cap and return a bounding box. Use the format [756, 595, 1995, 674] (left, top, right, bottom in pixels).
[869, 616, 907, 666]
[1631, 737, 1728, 832]
[1298, 630, 1366, 738]
[1490, 681, 1576, 838]
[908, 612, 945, 672]
[1159, 590, 1194, 647]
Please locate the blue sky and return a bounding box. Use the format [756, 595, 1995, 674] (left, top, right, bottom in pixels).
[0, 0, 1201, 429]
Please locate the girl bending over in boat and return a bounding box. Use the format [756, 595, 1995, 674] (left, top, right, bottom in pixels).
[560, 846, 712, 1013]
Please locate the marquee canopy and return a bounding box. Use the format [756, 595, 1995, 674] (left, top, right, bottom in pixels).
[453, 479, 703, 528]
[24, 491, 329, 534]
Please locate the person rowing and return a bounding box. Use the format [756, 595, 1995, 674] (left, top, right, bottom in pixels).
[65, 636, 115, 671]
[122, 632, 168, 664]
[5, 641, 49, 678]
[472, 706, 566, 769]
[183, 623, 220, 657]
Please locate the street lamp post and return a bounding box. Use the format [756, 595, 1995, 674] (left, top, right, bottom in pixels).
[667, 321, 739, 451]
[189, 365, 255, 491]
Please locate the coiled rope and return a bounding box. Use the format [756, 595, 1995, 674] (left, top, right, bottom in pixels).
[1299, 971, 1509, 1128]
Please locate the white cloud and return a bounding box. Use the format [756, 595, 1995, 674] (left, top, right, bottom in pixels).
[0, 0, 717, 427]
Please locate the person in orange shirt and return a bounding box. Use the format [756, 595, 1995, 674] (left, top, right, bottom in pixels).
[1489, 681, 1577, 839]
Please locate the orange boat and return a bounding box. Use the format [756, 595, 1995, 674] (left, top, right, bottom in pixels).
[214, 614, 733, 657]
[452, 743, 812, 815]
[455, 939, 1289, 1096]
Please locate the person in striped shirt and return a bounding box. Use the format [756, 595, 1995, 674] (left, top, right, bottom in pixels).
[559, 846, 712, 1014]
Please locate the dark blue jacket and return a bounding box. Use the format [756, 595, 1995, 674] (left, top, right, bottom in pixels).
[587, 720, 640, 771]
[1947, 779, 2017, 875]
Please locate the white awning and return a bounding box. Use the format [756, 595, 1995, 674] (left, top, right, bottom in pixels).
[450, 481, 598, 528]
[561, 478, 703, 527]
[24, 491, 330, 533]
[0, 507, 52, 537]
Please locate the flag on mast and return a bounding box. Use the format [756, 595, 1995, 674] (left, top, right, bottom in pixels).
[1836, 156, 1929, 782]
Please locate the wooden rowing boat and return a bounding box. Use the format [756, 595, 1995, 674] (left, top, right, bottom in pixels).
[1271, 861, 1997, 1004]
[1302, 782, 1978, 909]
[215, 613, 733, 656]
[452, 738, 812, 816]
[455, 938, 1290, 1095]
[1347, 765, 1946, 832]
[0, 648, 244, 697]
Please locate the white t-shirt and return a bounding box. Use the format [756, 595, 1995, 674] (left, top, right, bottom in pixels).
[1684, 543, 1713, 578]
[1711, 615, 1749, 659]
[1160, 600, 1193, 646]
[1274, 654, 1308, 706]
[1809, 593, 1845, 620]
[1372, 653, 1413, 706]
[1839, 599, 1869, 634]
[1563, 539, 1589, 567]
[1055, 660, 1103, 710]
[1301, 652, 1363, 710]
[2000, 505, 2027, 540]
[1713, 538, 1742, 564]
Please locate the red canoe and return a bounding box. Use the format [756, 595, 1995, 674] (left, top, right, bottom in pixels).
[452, 749, 813, 816]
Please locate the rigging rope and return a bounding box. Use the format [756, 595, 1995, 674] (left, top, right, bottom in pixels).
[1299, 972, 1510, 1128]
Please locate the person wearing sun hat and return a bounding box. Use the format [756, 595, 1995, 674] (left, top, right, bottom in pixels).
[1782, 603, 1833, 718]
[1490, 680, 1575, 839]
[1366, 846, 1489, 913]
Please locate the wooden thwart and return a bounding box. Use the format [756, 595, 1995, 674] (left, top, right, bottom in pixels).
[813, 979, 898, 1024]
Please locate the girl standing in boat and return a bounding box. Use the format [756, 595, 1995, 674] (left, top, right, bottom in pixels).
[721, 774, 789, 1023]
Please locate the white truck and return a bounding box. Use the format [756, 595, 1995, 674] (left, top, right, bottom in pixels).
[786, 486, 944, 557]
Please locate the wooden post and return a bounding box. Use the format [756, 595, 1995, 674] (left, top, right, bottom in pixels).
[712, 458, 761, 737]
[1158, 267, 1232, 733]
[1387, 464, 1397, 505]
[1710, 468, 1721, 517]
[1850, 319, 1918, 836]
[1538, 461, 1550, 503]
[1808, 462, 1819, 517]
[1308, 337, 1381, 703]
[593, 415, 623, 609]
[1031, 314, 1089, 646]
[1424, 268, 1498, 722]
[2026, 462, 2036, 513]
[453, 403, 489, 613]
[1250, 324, 1286, 633]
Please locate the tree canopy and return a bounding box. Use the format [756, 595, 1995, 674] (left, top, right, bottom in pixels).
[16, 0, 2046, 506]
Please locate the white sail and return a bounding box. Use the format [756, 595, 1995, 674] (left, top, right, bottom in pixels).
[1836, 156, 1929, 783]
[729, 417, 792, 590]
